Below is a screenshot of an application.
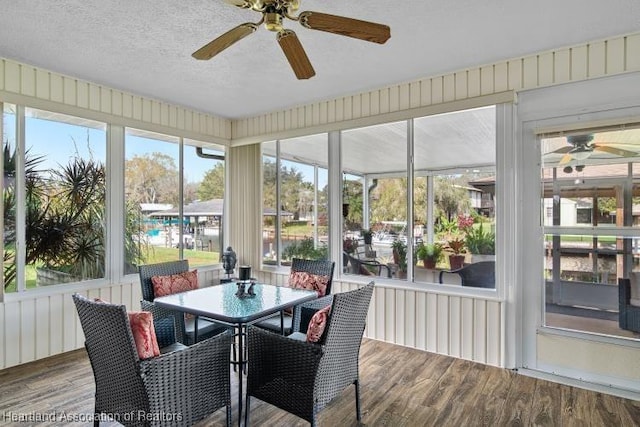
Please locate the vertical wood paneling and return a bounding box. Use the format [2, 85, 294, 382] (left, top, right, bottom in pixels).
[379, 88, 390, 114]
[50, 74, 64, 103]
[538, 52, 554, 86]
[627, 34, 640, 71]
[436, 294, 449, 353]
[409, 81, 421, 109]
[473, 300, 487, 363]
[606, 37, 626, 75]
[352, 96, 362, 119]
[112, 91, 123, 117]
[522, 56, 538, 88]
[426, 293, 437, 352]
[5, 302, 20, 367]
[461, 298, 474, 360]
[494, 63, 508, 93]
[389, 86, 399, 113]
[384, 287, 395, 342]
[480, 65, 494, 95]
[588, 41, 606, 78]
[443, 74, 455, 102]
[374, 286, 386, 340]
[49, 294, 63, 355]
[467, 69, 481, 98]
[395, 289, 405, 346]
[570, 46, 589, 81]
[89, 84, 101, 111]
[77, 81, 89, 109]
[405, 290, 416, 347]
[554, 49, 571, 84]
[431, 77, 443, 104]
[454, 71, 467, 100]
[36, 69, 49, 99]
[486, 300, 501, 366]
[142, 99, 152, 123]
[0, 59, 5, 91]
[4, 60, 20, 93]
[0, 303, 5, 368]
[419, 78, 431, 106]
[449, 296, 461, 358]
[63, 77, 76, 106]
[370, 90, 380, 116]
[415, 292, 427, 350]
[398, 83, 410, 111]
[507, 59, 522, 90]
[35, 297, 50, 359]
[20, 65, 36, 97]
[62, 292, 76, 352]
[20, 299, 36, 363]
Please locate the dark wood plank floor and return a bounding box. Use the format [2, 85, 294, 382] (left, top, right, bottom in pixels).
[1, 339, 639, 426]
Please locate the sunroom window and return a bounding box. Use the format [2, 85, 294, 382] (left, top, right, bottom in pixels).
[541, 125, 640, 339]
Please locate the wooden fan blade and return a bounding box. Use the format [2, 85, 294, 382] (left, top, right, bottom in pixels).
[545, 146, 573, 155]
[277, 30, 315, 80]
[558, 153, 574, 165]
[594, 145, 640, 157]
[224, 0, 251, 7]
[192, 23, 257, 60]
[299, 11, 391, 44]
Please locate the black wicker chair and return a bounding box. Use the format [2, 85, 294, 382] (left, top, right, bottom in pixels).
[254, 258, 335, 335]
[139, 260, 227, 345]
[619, 277, 640, 332]
[344, 251, 392, 278]
[72, 293, 231, 427]
[439, 260, 495, 288]
[245, 282, 375, 427]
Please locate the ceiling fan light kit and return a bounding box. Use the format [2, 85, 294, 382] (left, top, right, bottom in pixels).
[193, 0, 391, 79]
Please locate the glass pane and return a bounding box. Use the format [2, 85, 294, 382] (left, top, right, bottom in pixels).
[262, 143, 277, 266]
[182, 141, 225, 267]
[125, 129, 180, 273]
[24, 108, 107, 286]
[3, 104, 17, 292]
[278, 134, 329, 265]
[414, 106, 497, 287]
[541, 126, 640, 340]
[342, 121, 407, 280]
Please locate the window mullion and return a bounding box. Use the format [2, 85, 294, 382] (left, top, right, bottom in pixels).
[15, 106, 26, 292]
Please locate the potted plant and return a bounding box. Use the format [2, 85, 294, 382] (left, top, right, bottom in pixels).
[446, 237, 466, 270]
[361, 228, 373, 245]
[391, 239, 408, 278]
[416, 242, 443, 269]
[464, 224, 495, 262]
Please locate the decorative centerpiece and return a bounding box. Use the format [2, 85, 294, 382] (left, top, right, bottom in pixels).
[235, 281, 256, 298]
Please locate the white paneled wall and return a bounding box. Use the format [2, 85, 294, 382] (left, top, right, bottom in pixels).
[0, 59, 232, 141]
[0, 269, 223, 370]
[256, 271, 503, 367]
[233, 33, 640, 141]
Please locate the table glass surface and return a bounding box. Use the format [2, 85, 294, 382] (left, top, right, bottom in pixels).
[153, 282, 317, 324]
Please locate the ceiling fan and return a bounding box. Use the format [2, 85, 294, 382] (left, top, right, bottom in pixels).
[192, 0, 391, 79]
[546, 134, 640, 172]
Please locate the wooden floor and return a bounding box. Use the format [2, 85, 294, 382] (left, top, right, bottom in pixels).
[1, 339, 639, 427]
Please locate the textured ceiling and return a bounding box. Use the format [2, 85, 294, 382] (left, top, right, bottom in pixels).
[0, 1, 639, 120]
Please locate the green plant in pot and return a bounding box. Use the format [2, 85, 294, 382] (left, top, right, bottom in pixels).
[391, 239, 408, 278]
[416, 242, 443, 269]
[446, 237, 466, 270]
[464, 223, 495, 262]
[360, 228, 373, 245]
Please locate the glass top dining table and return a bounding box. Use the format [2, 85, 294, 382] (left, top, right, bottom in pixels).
[153, 282, 318, 427]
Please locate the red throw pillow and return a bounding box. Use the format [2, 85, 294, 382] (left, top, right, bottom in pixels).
[128, 311, 160, 359]
[306, 305, 331, 343]
[288, 271, 330, 297]
[151, 269, 199, 298]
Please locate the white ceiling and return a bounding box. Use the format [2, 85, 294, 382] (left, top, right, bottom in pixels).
[0, 1, 639, 120]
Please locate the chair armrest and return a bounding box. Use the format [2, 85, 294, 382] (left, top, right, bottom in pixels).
[247, 327, 323, 398]
[139, 331, 232, 419]
[292, 295, 333, 333]
[141, 299, 186, 344]
[619, 278, 631, 305]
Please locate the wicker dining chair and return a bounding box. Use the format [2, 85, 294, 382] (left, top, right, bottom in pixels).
[72, 293, 231, 427]
[139, 260, 228, 345]
[254, 258, 335, 335]
[245, 282, 375, 427]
